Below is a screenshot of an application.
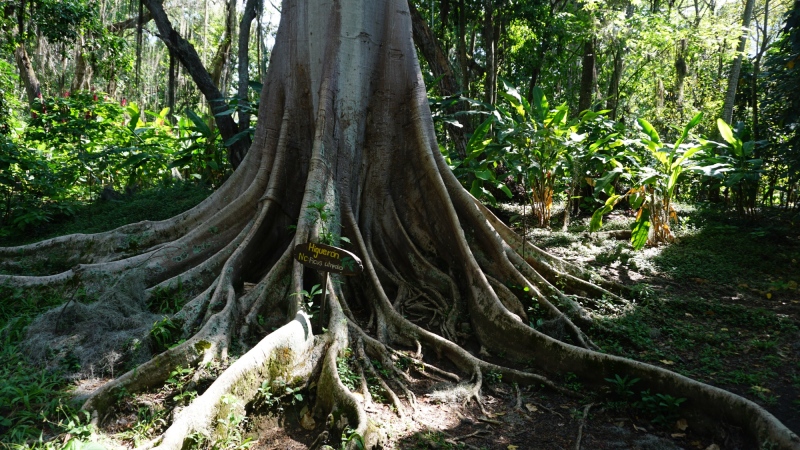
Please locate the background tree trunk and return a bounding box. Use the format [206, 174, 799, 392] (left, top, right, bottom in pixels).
[578, 39, 596, 112]
[14, 44, 41, 104]
[409, 0, 470, 158]
[144, 0, 249, 168]
[721, 0, 756, 123]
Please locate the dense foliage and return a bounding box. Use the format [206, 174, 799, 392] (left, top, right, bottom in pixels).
[0, 92, 228, 236]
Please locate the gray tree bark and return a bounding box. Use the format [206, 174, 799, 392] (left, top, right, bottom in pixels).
[721, 0, 756, 124]
[14, 44, 41, 105]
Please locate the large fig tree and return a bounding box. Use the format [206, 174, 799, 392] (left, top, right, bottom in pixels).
[2, 1, 798, 448]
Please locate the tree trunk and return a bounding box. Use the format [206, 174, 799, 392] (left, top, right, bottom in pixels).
[674, 38, 688, 111]
[483, 0, 497, 106]
[606, 46, 624, 120]
[210, 0, 236, 90]
[144, 0, 249, 169]
[457, 0, 472, 94]
[2, 1, 799, 449]
[14, 44, 41, 105]
[578, 39, 596, 112]
[236, 0, 261, 137]
[71, 34, 93, 92]
[752, 0, 770, 143]
[721, 0, 756, 124]
[408, 0, 470, 158]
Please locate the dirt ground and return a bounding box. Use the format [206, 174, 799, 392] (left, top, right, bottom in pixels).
[244, 369, 744, 450]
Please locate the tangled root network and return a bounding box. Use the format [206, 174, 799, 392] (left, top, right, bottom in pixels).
[2, 1, 798, 449]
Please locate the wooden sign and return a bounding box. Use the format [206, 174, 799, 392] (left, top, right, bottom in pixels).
[292, 242, 363, 276]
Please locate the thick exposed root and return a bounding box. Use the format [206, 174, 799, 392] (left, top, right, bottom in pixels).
[152, 313, 315, 450]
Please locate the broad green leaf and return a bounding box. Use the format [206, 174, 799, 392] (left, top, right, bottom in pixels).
[594, 166, 623, 193]
[475, 169, 493, 181]
[717, 118, 736, 146]
[590, 195, 621, 232]
[590, 205, 612, 232]
[630, 207, 651, 250]
[501, 78, 523, 103]
[248, 80, 264, 93]
[685, 111, 704, 130]
[498, 183, 513, 198]
[671, 145, 703, 169]
[127, 104, 141, 133]
[224, 129, 252, 147]
[532, 87, 548, 121]
[470, 180, 484, 199]
[550, 105, 568, 127]
[675, 112, 703, 148]
[742, 140, 755, 156]
[697, 162, 733, 177]
[213, 108, 236, 117]
[637, 118, 660, 144]
[186, 109, 212, 138]
[651, 150, 669, 166]
[466, 118, 494, 158]
[629, 190, 646, 210]
[498, 90, 525, 117]
[667, 166, 682, 196]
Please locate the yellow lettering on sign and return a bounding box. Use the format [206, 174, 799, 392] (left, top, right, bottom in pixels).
[307, 242, 340, 260]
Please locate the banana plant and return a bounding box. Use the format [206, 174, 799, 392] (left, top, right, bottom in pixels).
[444, 115, 513, 206]
[494, 82, 573, 227]
[170, 109, 230, 187]
[704, 119, 763, 216]
[591, 112, 705, 249]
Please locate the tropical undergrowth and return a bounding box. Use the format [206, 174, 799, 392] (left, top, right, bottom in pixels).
[0, 182, 212, 248]
[522, 202, 800, 432]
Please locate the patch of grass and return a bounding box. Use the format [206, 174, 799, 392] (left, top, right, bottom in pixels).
[0, 182, 212, 247]
[337, 349, 359, 391]
[0, 287, 89, 445]
[0, 183, 215, 448]
[653, 207, 799, 288]
[146, 278, 188, 314]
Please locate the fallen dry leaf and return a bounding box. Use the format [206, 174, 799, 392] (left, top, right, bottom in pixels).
[300, 411, 316, 430]
[508, 446, 518, 450]
[676, 418, 688, 431]
[671, 433, 686, 438]
[660, 359, 675, 365]
[525, 403, 538, 413]
[706, 444, 721, 450]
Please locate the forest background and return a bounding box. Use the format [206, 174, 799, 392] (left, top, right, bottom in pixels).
[0, 0, 799, 233]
